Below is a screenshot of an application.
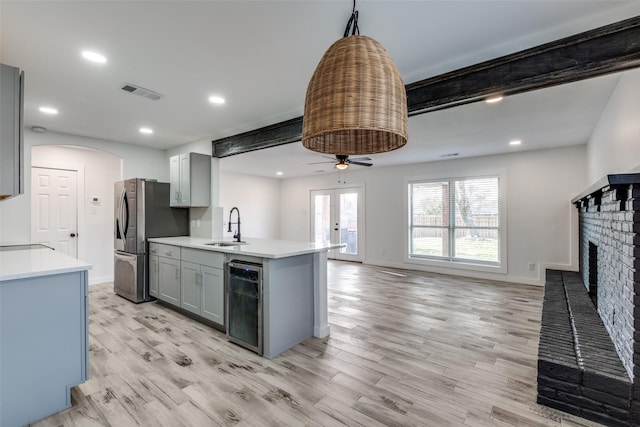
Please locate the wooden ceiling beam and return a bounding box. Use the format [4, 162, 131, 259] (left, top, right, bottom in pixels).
[212, 15, 640, 158]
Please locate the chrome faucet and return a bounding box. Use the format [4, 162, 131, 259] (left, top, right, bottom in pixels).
[228, 207, 241, 242]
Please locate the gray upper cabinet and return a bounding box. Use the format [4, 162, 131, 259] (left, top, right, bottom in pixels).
[0, 63, 24, 200]
[169, 152, 211, 207]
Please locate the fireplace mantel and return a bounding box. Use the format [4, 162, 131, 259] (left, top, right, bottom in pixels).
[571, 173, 640, 204]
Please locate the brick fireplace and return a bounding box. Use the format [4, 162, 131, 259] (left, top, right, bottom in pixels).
[537, 173, 640, 426]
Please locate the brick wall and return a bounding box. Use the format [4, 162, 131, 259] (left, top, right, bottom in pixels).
[577, 184, 639, 379]
[538, 271, 632, 426]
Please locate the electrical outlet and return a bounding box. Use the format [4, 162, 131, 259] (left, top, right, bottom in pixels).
[528, 262, 535, 271]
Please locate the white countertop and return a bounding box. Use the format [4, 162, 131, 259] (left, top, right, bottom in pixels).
[0, 246, 92, 281]
[147, 236, 344, 259]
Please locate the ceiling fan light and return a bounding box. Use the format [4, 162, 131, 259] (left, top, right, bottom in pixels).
[302, 35, 408, 155]
[335, 162, 349, 170]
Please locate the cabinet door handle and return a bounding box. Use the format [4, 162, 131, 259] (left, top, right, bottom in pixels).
[176, 269, 180, 280]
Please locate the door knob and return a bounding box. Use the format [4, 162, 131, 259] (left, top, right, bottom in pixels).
[70, 233, 77, 237]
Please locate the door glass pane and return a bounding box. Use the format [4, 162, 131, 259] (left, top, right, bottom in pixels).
[339, 192, 358, 254]
[314, 194, 331, 246]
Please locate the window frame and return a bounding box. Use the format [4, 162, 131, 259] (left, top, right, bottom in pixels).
[405, 172, 507, 274]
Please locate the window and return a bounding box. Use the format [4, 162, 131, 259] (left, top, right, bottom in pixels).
[409, 176, 501, 265]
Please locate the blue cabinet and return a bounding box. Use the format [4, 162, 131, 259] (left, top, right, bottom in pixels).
[0, 269, 88, 427]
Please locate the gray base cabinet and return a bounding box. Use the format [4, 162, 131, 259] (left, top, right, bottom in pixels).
[201, 265, 224, 325]
[151, 243, 225, 327]
[0, 270, 88, 427]
[149, 253, 159, 297]
[151, 243, 181, 305]
[181, 248, 224, 326]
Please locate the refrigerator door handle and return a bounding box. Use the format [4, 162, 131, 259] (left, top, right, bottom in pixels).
[119, 188, 128, 239]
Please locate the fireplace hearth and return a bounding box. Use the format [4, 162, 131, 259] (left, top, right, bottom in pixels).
[537, 173, 640, 426]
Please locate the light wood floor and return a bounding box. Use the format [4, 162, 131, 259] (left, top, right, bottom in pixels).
[32, 261, 603, 427]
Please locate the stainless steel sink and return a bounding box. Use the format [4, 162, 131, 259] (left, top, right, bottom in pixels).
[205, 241, 245, 247]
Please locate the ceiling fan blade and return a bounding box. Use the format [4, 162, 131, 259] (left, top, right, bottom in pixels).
[308, 160, 335, 165]
[349, 157, 372, 162]
[348, 161, 373, 167]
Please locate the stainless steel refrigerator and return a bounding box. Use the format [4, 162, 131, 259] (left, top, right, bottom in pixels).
[114, 178, 189, 303]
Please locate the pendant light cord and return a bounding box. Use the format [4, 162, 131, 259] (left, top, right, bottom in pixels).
[343, 0, 359, 37]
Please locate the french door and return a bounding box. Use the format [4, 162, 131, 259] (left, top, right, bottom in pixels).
[310, 186, 364, 262]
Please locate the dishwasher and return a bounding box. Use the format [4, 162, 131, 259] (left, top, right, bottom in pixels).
[226, 261, 263, 355]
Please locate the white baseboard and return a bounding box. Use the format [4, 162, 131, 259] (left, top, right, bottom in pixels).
[89, 274, 113, 286]
[361, 258, 545, 286]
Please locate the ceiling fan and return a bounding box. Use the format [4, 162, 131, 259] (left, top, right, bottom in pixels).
[308, 154, 373, 170]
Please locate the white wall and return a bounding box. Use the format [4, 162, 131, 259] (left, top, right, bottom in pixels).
[0, 129, 168, 283]
[280, 145, 587, 285]
[31, 145, 120, 284]
[587, 69, 640, 183]
[219, 171, 281, 240]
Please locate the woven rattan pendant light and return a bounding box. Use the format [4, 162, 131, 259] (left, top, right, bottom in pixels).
[302, 0, 408, 155]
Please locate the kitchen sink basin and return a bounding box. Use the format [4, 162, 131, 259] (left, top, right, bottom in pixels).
[205, 241, 246, 247]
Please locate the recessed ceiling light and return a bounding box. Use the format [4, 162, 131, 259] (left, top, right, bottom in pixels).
[510, 139, 522, 146]
[39, 106, 58, 115]
[81, 50, 107, 63]
[139, 127, 153, 134]
[209, 95, 225, 105]
[276, 171, 283, 176]
[486, 96, 503, 104]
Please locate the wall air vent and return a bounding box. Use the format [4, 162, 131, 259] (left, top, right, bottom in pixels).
[120, 83, 164, 101]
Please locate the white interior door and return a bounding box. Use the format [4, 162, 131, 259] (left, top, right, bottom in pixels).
[311, 186, 364, 262]
[31, 167, 78, 257]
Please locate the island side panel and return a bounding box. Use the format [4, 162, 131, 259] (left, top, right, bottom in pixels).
[313, 251, 330, 338]
[263, 254, 314, 358]
[0, 270, 88, 427]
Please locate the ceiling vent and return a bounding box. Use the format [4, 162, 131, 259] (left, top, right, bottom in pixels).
[121, 83, 164, 101]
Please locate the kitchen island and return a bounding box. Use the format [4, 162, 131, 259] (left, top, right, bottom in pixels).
[147, 236, 342, 358]
[0, 245, 90, 427]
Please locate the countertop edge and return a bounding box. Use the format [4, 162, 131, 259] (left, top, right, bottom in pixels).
[147, 237, 344, 259]
[0, 248, 91, 282]
[1, 264, 91, 282]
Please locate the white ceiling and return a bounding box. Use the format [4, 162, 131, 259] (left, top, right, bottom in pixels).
[2, 1, 640, 178]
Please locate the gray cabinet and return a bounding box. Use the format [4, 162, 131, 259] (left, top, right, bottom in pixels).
[0, 63, 24, 200]
[169, 152, 211, 207]
[1, 269, 88, 426]
[201, 265, 224, 325]
[180, 260, 201, 314]
[154, 243, 181, 305]
[149, 254, 159, 297]
[181, 248, 225, 326]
